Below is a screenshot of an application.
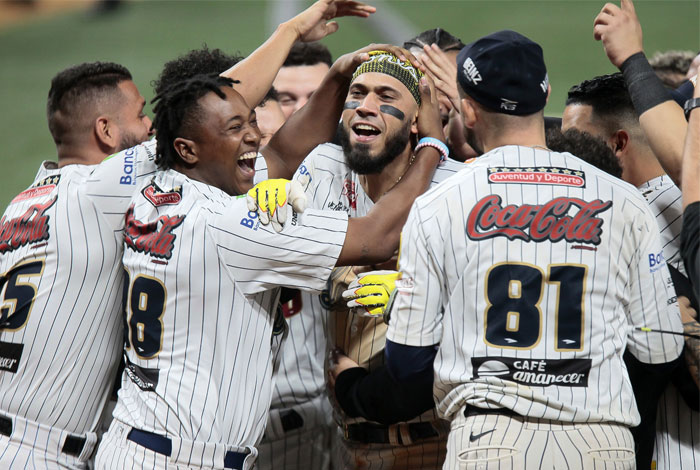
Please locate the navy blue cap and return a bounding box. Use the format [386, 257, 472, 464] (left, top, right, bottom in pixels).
[457, 30, 548, 115]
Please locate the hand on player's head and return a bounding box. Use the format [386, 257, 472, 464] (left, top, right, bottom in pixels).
[416, 74, 445, 141]
[593, 0, 643, 69]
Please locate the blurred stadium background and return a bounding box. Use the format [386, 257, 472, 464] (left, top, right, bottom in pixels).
[0, 0, 697, 208]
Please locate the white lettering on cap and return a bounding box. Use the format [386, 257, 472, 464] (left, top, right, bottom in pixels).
[463, 57, 482, 85]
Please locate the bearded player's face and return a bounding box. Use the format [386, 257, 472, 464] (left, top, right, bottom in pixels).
[339, 73, 417, 174]
[187, 86, 261, 196]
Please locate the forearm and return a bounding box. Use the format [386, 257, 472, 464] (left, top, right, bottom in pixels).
[620, 53, 687, 185]
[337, 147, 440, 266]
[335, 366, 434, 425]
[265, 71, 350, 179]
[220, 22, 299, 108]
[682, 88, 700, 208]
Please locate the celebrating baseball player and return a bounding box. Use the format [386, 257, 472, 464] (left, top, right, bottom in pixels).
[377, 30, 684, 470]
[0, 61, 155, 470]
[290, 49, 464, 469]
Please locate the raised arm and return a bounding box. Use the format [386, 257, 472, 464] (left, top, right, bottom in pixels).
[220, 0, 375, 109]
[593, 0, 689, 186]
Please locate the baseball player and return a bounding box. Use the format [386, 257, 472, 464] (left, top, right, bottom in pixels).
[562, 72, 700, 470]
[0, 62, 155, 470]
[380, 30, 684, 470]
[94, 58, 444, 469]
[288, 50, 464, 469]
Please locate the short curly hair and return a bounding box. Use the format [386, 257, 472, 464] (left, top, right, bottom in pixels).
[283, 42, 332, 67]
[566, 73, 637, 135]
[152, 46, 243, 96]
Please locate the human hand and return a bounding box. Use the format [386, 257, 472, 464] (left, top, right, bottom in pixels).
[328, 348, 361, 387]
[593, 0, 643, 68]
[246, 178, 307, 232]
[331, 43, 424, 80]
[419, 44, 460, 112]
[416, 74, 445, 141]
[288, 0, 376, 43]
[343, 270, 401, 317]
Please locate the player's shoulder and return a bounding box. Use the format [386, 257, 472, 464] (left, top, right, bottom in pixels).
[94, 139, 158, 183]
[430, 158, 468, 186]
[638, 175, 681, 202]
[302, 143, 347, 173]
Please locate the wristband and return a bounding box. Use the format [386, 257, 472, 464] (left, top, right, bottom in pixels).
[684, 98, 700, 119]
[415, 137, 449, 162]
[620, 52, 671, 116]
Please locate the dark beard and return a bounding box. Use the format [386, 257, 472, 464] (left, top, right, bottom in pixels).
[338, 121, 412, 175]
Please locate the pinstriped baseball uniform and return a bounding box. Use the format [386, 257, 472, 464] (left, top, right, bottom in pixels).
[638, 175, 685, 276]
[292, 143, 463, 469]
[94, 168, 348, 470]
[253, 152, 334, 470]
[387, 145, 683, 468]
[638, 175, 699, 470]
[0, 140, 157, 469]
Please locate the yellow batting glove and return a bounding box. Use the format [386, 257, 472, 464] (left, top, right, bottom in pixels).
[343, 270, 401, 318]
[246, 179, 307, 232]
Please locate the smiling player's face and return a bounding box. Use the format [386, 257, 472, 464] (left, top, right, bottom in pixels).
[188, 87, 261, 196]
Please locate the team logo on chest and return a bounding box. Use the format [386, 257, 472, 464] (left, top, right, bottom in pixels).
[342, 179, 357, 210]
[142, 182, 182, 207]
[0, 197, 57, 254]
[124, 205, 185, 260]
[467, 195, 612, 244]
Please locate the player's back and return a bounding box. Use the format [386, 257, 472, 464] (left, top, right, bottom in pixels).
[0, 142, 156, 437]
[395, 145, 683, 426]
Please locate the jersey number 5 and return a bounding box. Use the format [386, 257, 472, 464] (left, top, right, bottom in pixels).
[123, 270, 166, 359]
[0, 259, 45, 331]
[484, 262, 586, 351]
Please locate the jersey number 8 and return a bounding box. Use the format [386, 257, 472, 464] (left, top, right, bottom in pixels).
[123, 269, 166, 359]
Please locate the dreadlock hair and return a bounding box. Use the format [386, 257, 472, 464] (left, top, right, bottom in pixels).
[152, 45, 243, 96]
[151, 73, 239, 170]
[566, 73, 638, 136]
[403, 28, 465, 53]
[47, 61, 132, 144]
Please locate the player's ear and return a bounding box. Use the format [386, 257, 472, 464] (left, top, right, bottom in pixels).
[173, 137, 198, 165]
[546, 83, 552, 104]
[611, 129, 630, 157]
[410, 109, 419, 135]
[94, 116, 118, 152]
[460, 98, 477, 129]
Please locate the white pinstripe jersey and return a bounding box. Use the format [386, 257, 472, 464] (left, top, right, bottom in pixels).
[292, 143, 464, 426]
[112, 168, 348, 452]
[387, 145, 684, 426]
[638, 175, 685, 276]
[640, 177, 699, 470]
[0, 141, 157, 435]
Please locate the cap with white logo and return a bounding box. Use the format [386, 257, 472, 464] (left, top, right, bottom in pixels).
[456, 30, 548, 116]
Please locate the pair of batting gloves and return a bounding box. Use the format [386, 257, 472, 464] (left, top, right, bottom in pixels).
[246, 177, 401, 320]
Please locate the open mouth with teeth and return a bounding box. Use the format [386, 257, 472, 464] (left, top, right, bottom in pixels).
[237, 151, 257, 179]
[352, 123, 382, 143]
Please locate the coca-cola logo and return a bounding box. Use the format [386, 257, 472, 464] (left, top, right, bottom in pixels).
[467, 195, 612, 245]
[124, 205, 185, 260]
[0, 197, 57, 254]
